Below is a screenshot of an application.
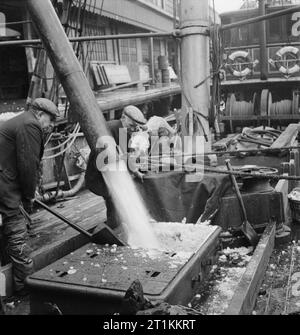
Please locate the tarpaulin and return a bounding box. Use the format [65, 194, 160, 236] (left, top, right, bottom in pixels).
[134, 171, 232, 223]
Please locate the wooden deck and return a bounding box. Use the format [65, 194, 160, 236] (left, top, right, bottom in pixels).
[27, 190, 106, 271]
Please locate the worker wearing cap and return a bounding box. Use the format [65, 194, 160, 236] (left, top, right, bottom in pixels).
[0, 97, 58, 296]
[85, 105, 147, 230]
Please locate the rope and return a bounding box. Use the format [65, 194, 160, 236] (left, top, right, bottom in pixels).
[43, 124, 81, 160]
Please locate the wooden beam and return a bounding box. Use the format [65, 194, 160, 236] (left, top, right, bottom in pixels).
[224, 221, 276, 315]
[275, 173, 289, 223]
[271, 124, 299, 149]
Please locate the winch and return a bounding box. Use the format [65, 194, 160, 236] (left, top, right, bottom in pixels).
[26, 223, 221, 315]
[216, 165, 284, 231]
[233, 165, 278, 193]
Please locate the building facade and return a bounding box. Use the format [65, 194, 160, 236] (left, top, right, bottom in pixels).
[0, 0, 177, 100]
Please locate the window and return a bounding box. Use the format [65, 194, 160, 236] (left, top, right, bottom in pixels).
[141, 38, 150, 63]
[144, 0, 166, 10]
[268, 17, 282, 42]
[120, 38, 137, 64]
[81, 12, 108, 62]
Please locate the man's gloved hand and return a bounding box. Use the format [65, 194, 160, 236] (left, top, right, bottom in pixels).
[22, 198, 34, 214]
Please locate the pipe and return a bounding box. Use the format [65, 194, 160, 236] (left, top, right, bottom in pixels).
[0, 20, 32, 27]
[180, 0, 211, 152]
[0, 31, 175, 48]
[224, 41, 300, 51]
[37, 172, 85, 203]
[259, 0, 268, 80]
[97, 84, 181, 111]
[35, 198, 93, 239]
[149, 37, 155, 85]
[221, 5, 300, 31]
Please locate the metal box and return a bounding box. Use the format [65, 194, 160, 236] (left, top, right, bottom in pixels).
[27, 224, 221, 315]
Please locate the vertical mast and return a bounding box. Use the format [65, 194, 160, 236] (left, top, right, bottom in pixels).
[259, 0, 268, 80]
[179, 0, 211, 153]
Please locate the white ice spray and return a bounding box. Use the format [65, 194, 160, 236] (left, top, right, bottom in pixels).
[102, 160, 160, 249]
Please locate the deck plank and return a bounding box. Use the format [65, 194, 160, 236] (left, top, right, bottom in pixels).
[26, 190, 106, 270]
[224, 222, 276, 315]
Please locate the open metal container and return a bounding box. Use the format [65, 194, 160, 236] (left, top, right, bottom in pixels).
[26, 224, 221, 314]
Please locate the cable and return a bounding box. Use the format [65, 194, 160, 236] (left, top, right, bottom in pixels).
[43, 124, 81, 160]
[44, 123, 80, 152]
[43, 131, 80, 160]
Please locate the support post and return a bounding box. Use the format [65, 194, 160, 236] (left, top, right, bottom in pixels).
[179, 0, 211, 153]
[149, 37, 155, 85]
[259, 0, 268, 80]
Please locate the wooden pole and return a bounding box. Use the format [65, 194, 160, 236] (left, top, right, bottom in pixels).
[180, 0, 211, 152]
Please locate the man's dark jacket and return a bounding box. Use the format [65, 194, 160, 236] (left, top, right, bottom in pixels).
[0, 111, 44, 216]
[85, 119, 124, 198]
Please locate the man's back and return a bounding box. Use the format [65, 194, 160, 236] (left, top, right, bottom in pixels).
[0, 111, 43, 215]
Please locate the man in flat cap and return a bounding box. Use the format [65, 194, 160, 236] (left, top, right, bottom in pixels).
[85, 105, 147, 230]
[0, 97, 58, 296]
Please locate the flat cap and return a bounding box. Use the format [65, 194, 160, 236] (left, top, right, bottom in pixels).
[32, 98, 59, 119]
[123, 105, 147, 125]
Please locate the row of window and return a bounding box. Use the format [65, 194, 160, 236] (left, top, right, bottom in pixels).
[223, 12, 300, 47]
[139, 0, 175, 15]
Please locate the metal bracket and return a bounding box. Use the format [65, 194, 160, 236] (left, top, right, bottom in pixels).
[179, 25, 209, 38]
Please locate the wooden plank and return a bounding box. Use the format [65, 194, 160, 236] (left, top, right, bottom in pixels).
[289, 159, 296, 193]
[103, 64, 131, 85]
[100, 65, 109, 86]
[90, 63, 102, 87]
[99, 65, 109, 86]
[271, 124, 299, 149]
[99, 79, 151, 93]
[224, 221, 276, 315]
[96, 65, 106, 86]
[212, 133, 240, 151]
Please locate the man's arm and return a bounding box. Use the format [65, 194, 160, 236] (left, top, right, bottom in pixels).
[16, 123, 43, 202]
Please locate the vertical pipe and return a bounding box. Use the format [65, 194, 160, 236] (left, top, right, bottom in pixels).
[149, 37, 155, 84]
[180, 0, 211, 151]
[173, 0, 178, 29]
[259, 0, 268, 80]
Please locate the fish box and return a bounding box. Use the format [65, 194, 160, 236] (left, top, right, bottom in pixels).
[26, 223, 221, 315]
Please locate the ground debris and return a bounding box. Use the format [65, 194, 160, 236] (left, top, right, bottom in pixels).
[123, 279, 202, 315]
[254, 236, 300, 315]
[191, 245, 253, 315]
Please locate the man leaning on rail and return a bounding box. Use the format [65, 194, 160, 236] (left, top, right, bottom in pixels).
[0, 98, 58, 296]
